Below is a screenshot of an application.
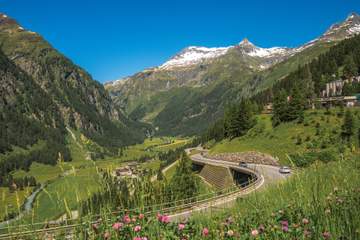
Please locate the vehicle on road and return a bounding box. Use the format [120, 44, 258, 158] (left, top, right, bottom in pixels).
[279, 166, 291, 174]
[239, 162, 248, 168]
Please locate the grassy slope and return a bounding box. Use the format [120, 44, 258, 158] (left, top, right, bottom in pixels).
[189, 155, 360, 239]
[210, 109, 353, 164]
[0, 187, 33, 220]
[8, 135, 191, 223]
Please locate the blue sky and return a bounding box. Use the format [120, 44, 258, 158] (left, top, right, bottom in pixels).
[1, 0, 360, 82]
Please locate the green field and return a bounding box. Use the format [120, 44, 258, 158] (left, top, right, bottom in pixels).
[6, 135, 191, 223]
[23, 167, 101, 223]
[0, 187, 33, 220]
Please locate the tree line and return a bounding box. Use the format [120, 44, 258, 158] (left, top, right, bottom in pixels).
[199, 100, 258, 143]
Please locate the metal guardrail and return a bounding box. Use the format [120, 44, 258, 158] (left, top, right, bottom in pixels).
[0, 176, 262, 239]
[0, 149, 264, 239]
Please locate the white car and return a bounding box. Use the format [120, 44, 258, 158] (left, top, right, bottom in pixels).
[279, 166, 291, 174]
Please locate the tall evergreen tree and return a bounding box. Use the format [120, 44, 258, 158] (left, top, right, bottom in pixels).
[341, 110, 354, 142]
[343, 55, 358, 79]
[272, 90, 289, 126]
[169, 154, 199, 201]
[288, 85, 306, 122]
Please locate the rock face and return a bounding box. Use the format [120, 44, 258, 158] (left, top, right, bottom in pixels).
[106, 13, 360, 136]
[0, 13, 144, 147]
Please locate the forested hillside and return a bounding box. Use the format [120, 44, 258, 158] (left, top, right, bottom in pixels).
[253, 34, 360, 104]
[0, 49, 70, 186]
[0, 14, 146, 186]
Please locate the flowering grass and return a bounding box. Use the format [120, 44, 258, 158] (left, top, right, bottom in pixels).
[71, 154, 360, 240]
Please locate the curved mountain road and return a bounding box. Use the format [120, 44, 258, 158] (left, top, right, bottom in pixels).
[168, 148, 291, 220]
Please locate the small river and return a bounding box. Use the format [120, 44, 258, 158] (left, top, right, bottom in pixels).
[0, 184, 45, 229]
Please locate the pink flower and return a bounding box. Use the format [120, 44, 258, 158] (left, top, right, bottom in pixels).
[302, 218, 309, 225]
[161, 215, 170, 223]
[142, 237, 148, 240]
[157, 213, 170, 223]
[282, 225, 289, 232]
[133, 237, 141, 240]
[178, 223, 185, 231]
[134, 225, 142, 232]
[156, 213, 162, 221]
[123, 215, 131, 224]
[103, 231, 111, 240]
[251, 229, 259, 237]
[280, 220, 289, 227]
[112, 222, 123, 231]
[202, 227, 209, 236]
[322, 231, 331, 239]
[138, 213, 145, 220]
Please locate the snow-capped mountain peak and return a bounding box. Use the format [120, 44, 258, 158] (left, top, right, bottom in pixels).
[236, 38, 290, 58]
[321, 12, 360, 41]
[159, 45, 231, 70]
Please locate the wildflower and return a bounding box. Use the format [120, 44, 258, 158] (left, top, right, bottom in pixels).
[322, 231, 331, 239]
[138, 213, 145, 220]
[302, 218, 309, 225]
[133, 237, 141, 240]
[134, 225, 142, 232]
[157, 213, 162, 221]
[142, 237, 148, 240]
[202, 227, 209, 237]
[112, 222, 123, 231]
[158, 214, 170, 223]
[103, 231, 111, 240]
[178, 223, 186, 231]
[123, 215, 131, 224]
[227, 230, 234, 237]
[325, 209, 331, 215]
[251, 229, 259, 237]
[282, 225, 289, 232]
[280, 220, 288, 227]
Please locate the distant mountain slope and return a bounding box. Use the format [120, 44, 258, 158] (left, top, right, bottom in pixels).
[0, 48, 72, 184]
[106, 13, 360, 136]
[0, 13, 145, 151]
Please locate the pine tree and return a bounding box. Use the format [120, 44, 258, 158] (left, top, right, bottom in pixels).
[272, 90, 289, 126]
[288, 85, 305, 122]
[224, 104, 241, 139]
[237, 100, 256, 136]
[169, 153, 199, 201]
[341, 110, 354, 142]
[343, 55, 358, 79]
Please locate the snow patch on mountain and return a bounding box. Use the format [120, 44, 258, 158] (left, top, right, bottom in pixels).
[348, 24, 360, 34]
[247, 46, 289, 57]
[160, 46, 230, 70]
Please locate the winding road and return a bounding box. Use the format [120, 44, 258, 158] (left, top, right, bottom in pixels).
[168, 147, 290, 220]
